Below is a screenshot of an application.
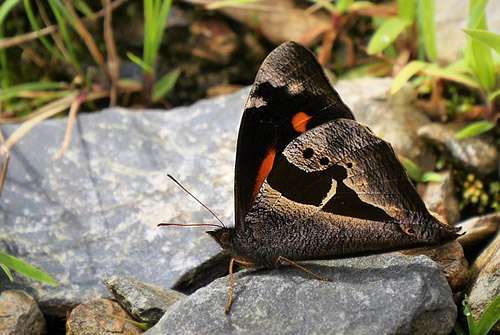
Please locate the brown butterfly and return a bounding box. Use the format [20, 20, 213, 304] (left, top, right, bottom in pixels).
[161, 41, 461, 314]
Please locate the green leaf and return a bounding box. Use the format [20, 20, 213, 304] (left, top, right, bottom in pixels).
[464, 29, 500, 55]
[399, 156, 423, 181]
[391, 60, 428, 94]
[127, 52, 153, 73]
[421, 172, 445, 183]
[0, 252, 58, 285]
[476, 291, 500, 335]
[465, 0, 496, 91]
[417, 0, 438, 60]
[367, 17, 412, 55]
[421, 66, 480, 89]
[1, 264, 13, 281]
[152, 68, 181, 102]
[398, 0, 416, 21]
[455, 120, 496, 139]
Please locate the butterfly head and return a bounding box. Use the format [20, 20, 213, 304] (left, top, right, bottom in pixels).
[206, 228, 235, 250]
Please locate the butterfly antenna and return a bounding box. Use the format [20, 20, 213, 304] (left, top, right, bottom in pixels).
[166, 174, 226, 229]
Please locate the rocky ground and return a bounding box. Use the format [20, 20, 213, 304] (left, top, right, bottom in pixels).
[1, 0, 500, 334]
[1, 77, 499, 334]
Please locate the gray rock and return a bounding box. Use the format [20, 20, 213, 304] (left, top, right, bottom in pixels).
[0, 290, 46, 335]
[418, 122, 499, 175]
[0, 78, 440, 317]
[336, 78, 436, 171]
[102, 275, 186, 324]
[146, 253, 456, 335]
[435, 0, 500, 63]
[467, 230, 500, 331]
[0, 90, 248, 316]
[457, 213, 500, 248]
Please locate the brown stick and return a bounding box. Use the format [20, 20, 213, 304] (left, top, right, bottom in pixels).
[102, 0, 120, 107]
[62, 0, 111, 81]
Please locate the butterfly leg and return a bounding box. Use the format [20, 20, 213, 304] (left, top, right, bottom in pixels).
[226, 258, 255, 314]
[274, 256, 332, 282]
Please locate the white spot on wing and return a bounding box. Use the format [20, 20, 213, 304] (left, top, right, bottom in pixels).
[288, 81, 304, 95]
[247, 96, 267, 108]
[319, 179, 337, 208]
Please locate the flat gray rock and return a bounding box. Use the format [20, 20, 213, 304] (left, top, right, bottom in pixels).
[0, 78, 437, 316]
[102, 275, 186, 324]
[146, 253, 456, 335]
[0, 90, 247, 315]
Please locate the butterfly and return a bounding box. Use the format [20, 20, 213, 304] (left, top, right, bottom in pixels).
[162, 41, 461, 314]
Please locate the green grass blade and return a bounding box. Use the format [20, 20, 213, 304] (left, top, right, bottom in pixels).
[0, 82, 66, 100]
[143, 0, 154, 69]
[417, 0, 437, 60]
[0, 0, 21, 25]
[1, 264, 14, 281]
[0, 252, 58, 285]
[126, 52, 152, 72]
[464, 29, 500, 55]
[463, 296, 478, 335]
[468, 0, 490, 29]
[367, 17, 411, 55]
[466, 0, 495, 91]
[455, 120, 495, 139]
[421, 66, 480, 88]
[391, 60, 428, 94]
[152, 0, 173, 66]
[476, 292, 500, 335]
[398, 0, 416, 21]
[47, 0, 81, 73]
[23, 0, 65, 62]
[421, 172, 445, 183]
[153, 68, 180, 102]
[469, 38, 495, 90]
[399, 156, 423, 181]
[0, 23, 9, 87]
[74, 0, 94, 17]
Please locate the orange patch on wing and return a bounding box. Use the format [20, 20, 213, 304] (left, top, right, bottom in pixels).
[253, 146, 276, 202]
[291, 112, 312, 133]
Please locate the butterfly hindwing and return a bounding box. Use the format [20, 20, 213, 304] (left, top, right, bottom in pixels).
[243, 119, 460, 257]
[234, 42, 354, 229]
